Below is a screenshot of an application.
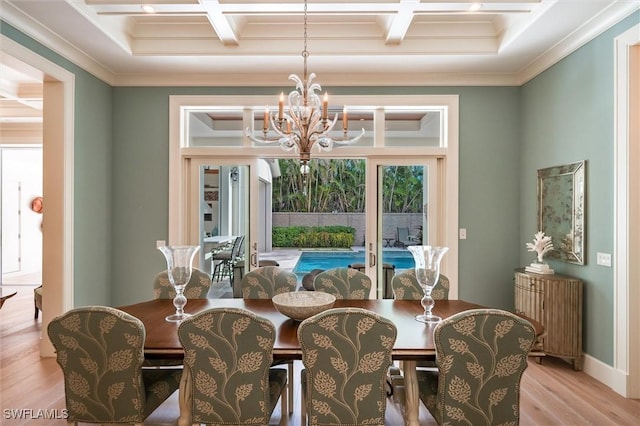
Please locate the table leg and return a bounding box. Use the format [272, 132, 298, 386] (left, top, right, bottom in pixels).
[402, 360, 420, 426]
[177, 365, 192, 426]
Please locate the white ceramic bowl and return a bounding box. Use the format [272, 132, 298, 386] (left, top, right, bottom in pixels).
[272, 291, 336, 321]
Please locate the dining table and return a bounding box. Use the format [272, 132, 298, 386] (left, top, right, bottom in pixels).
[119, 298, 543, 426]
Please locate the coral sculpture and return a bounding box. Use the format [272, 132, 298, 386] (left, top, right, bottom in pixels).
[526, 231, 554, 263]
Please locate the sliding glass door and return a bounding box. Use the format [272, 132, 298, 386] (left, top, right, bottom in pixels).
[171, 94, 459, 298]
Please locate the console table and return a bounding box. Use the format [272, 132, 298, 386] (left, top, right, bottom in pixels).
[514, 268, 583, 370]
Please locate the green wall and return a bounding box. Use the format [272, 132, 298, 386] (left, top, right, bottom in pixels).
[519, 11, 640, 364]
[4, 10, 639, 366]
[1, 21, 113, 307]
[110, 86, 521, 308]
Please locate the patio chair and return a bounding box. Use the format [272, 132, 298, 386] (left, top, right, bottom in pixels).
[47, 306, 181, 424]
[211, 235, 244, 281]
[298, 307, 396, 425]
[396, 227, 419, 247]
[313, 267, 372, 299]
[178, 307, 288, 426]
[417, 309, 535, 425]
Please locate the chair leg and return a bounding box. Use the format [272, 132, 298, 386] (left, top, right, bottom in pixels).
[279, 383, 288, 426]
[287, 361, 294, 413]
[34, 304, 39, 319]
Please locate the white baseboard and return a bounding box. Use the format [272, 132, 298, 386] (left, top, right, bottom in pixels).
[583, 353, 629, 397]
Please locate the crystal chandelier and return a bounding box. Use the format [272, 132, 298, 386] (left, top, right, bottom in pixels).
[245, 0, 365, 172]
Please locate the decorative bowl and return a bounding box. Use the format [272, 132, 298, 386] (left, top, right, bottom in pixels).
[272, 291, 336, 321]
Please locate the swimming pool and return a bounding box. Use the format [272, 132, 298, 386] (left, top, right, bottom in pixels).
[293, 250, 414, 277]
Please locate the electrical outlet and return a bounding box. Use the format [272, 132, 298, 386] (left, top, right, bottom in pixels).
[596, 252, 612, 267]
[459, 228, 467, 240]
[156, 240, 166, 249]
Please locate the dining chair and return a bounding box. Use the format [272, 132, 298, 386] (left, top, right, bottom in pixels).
[240, 265, 298, 299]
[417, 308, 536, 426]
[313, 267, 372, 299]
[348, 262, 396, 298]
[297, 307, 397, 425]
[390, 269, 450, 301]
[232, 259, 280, 297]
[152, 267, 212, 299]
[47, 306, 181, 425]
[178, 307, 288, 426]
[240, 265, 297, 412]
[387, 270, 451, 400]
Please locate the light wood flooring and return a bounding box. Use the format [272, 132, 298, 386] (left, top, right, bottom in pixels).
[1, 286, 638, 425]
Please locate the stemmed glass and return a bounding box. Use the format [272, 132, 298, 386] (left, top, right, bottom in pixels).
[158, 245, 200, 322]
[408, 245, 449, 323]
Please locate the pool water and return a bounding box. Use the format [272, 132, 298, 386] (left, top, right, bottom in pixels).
[293, 250, 414, 277]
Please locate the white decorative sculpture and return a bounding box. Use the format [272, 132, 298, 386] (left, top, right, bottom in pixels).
[525, 231, 555, 274]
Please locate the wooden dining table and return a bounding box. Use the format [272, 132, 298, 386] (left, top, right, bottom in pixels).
[119, 298, 543, 426]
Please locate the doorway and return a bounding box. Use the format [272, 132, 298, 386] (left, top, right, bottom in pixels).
[1, 147, 43, 286]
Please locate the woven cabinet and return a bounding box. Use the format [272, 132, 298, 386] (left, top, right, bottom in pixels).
[514, 268, 583, 370]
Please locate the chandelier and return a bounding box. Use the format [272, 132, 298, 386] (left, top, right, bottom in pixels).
[245, 0, 365, 172]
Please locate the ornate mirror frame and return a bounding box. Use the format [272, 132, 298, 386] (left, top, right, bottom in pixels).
[537, 160, 586, 264]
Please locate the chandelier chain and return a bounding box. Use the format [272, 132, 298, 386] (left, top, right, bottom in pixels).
[303, 0, 308, 82]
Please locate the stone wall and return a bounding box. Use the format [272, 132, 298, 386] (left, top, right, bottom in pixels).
[272, 213, 423, 246]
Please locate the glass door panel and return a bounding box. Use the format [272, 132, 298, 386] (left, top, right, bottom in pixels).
[188, 159, 251, 296]
[367, 159, 438, 298]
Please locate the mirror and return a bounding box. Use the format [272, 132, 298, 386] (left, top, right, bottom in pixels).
[537, 161, 586, 265]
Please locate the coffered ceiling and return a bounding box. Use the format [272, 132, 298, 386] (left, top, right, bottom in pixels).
[0, 1, 638, 134]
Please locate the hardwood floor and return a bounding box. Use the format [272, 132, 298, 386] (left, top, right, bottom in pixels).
[1, 287, 638, 425]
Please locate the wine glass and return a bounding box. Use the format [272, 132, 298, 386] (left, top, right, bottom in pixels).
[158, 245, 200, 322]
[407, 245, 449, 323]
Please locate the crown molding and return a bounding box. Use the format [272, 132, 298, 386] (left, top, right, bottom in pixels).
[516, 1, 639, 85]
[0, 1, 117, 85]
[111, 71, 522, 87]
[3, 1, 638, 88]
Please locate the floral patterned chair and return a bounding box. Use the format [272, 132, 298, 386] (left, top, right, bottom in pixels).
[417, 309, 536, 425]
[153, 267, 212, 299]
[240, 265, 298, 299]
[47, 306, 181, 425]
[387, 270, 451, 400]
[313, 267, 372, 299]
[297, 307, 397, 425]
[240, 265, 297, 412]
[177, 307, 288, 426]
[390, 269, 450, 300]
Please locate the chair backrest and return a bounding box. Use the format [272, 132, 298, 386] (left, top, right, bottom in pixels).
[397, 227, 409, 241]
[425, 309, 535, 425]
[153, 267, 211, 299]
[298, 307, 397, 425]
[231, 235, 245, 259]
[391, 269, 450, 300]
[178, 307, 280, 425]
[47, 306, 148, 423]
[313, 267, 372, 299]
[349, 262, 396, 298]
[240, 265, 298, 299]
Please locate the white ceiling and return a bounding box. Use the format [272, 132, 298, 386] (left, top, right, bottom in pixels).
[1, 1, 638, 126]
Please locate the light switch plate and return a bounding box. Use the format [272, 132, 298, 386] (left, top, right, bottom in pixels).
[596, 252, 612, 267]
[459, 228, 467, 239]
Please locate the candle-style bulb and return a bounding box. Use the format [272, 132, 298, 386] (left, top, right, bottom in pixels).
[278, 93, 284, 120]
[322, 92, 328, 120]
[343, 106, 348, 131]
